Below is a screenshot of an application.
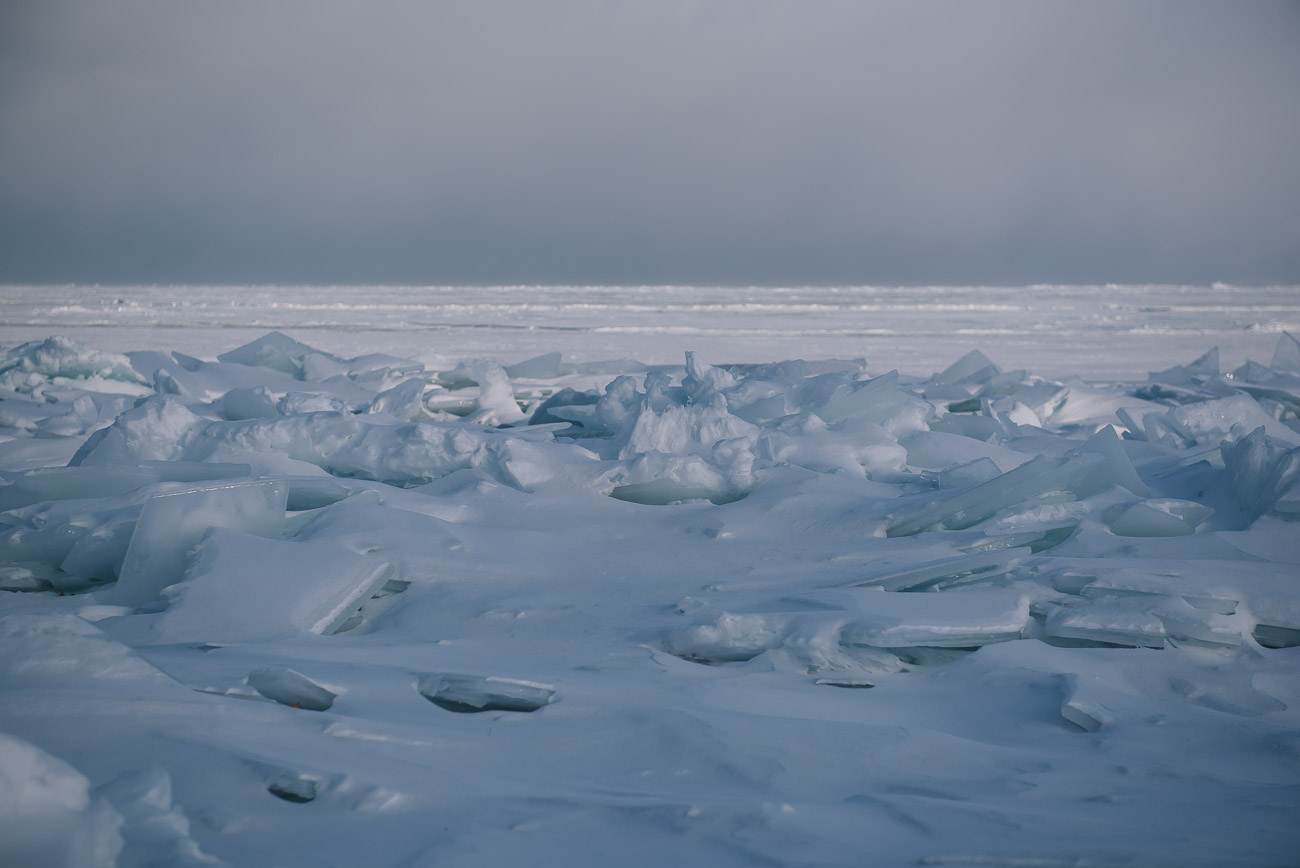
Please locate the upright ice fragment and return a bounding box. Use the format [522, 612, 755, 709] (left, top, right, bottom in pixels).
[154, 529, 394, 643]
[112, 479, 288, 607]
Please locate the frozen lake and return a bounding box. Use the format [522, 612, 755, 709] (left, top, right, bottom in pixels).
[1, 284, 1299, 867]
[3, 283, 1296, 381]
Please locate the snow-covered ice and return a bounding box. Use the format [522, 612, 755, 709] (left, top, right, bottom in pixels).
[1, 285, 1299, 867]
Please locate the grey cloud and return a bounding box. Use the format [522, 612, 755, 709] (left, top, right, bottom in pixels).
[1, 0, 1298, 284]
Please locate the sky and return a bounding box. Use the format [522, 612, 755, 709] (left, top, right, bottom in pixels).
[1, 1, 1298, 287]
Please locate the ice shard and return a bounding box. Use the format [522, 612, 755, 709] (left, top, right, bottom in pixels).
[886, 453, 1103, 537]
[417, 673, 556, 713]
[113, 479, 288, 607]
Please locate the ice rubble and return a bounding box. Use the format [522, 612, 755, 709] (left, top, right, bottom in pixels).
[1, 331, 1299, 866]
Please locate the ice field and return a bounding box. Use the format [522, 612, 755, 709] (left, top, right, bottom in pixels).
[1, 284, 1299, 867]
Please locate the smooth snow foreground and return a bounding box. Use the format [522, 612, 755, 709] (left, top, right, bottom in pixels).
[1, 331, 1298, 867]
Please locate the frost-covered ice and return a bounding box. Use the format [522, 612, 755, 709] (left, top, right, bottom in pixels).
[1, 291, 1299, 867]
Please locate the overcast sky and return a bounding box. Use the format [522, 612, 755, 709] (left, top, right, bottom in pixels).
[1, 1, 1297, 286]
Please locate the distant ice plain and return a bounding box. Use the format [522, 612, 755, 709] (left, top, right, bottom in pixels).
[3, 283, 1296, 379]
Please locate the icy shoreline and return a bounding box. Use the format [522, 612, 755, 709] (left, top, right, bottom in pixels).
[1, 330, 1298, 867]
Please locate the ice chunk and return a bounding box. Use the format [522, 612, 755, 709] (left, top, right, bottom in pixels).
[0, 732, 124, 868]
[935, 457, 1010, 489]
[277, 392, 345, 414]
[0, 335, 145, 384]
[1270, 331, 1300, 372]
[1045, 601, 1167, 647]
[220, 386, 279, 420]
[217, 331, 328, 378]
[0, 563, 47, 591]
[70, 396, 205, 466]
[60, 514, 137, 581]
[901, 430, 1029, 474]
[367, 377, 428, 421]
[933, 349, 1000, 385]
[887, 453, 1103, 537]
[663, 613, 788, 663]
[504, 351, 563, 380]
[283, 476, 355, 511]
[0, 461, 249, 511]
[0, 465, 157, 511]
[465, 360, 526, 424]
[1106, 499, 1213, 537]
[528, 387, 602, 427]
[1167, 394, 1300, 448]
[1149, 597, 1249, 646]
[1146, 347, 1220, 390]
[1058, 673, 1116, 732]
[1221, 427, 1300, 519]
[620, 393, 758, 462]
[113, 479, 288, 607]
[247, 667, 337, 711]
[154, 529, 395, 643]
[841, 548, 1030, 591]
[839, 589, 1030, 648]
[814, 370, 931, 436]
[1070, 425, 1152, 497]
[265, 771, 318, 803]
[416, 673, 556, 713]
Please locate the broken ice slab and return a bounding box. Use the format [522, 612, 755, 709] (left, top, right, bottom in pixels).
[1105, 499, 1213, 537]
[60, 514, 136, 581]
[282, 476, 355, 511]
[113, 479, 288, 608]
[1221, 427, 1300, 520]
[153, 529, 394, 643]
[1044, 601, 1167, 648]
[416, 673, 556, 713]
[886, 453, 1104, 537]
[934, 458, 1003, 490]
[1168, 394, 1300, 448]
[1253, 624, 1300, 649]
[932, 349, 1000, 386]
[1058, 673, 1115, 732]
[0, 461, 250, 511]
[1148, 597, 1250, 647]
[265, 770, 318, 803]
[839, 547, 1031, 592]
[246, 667, 337, 711]
[1266, 330, 1300, 372]
[839, 589, 1030, 649]
[814, 370, 928, 432]
[1070, 425, 1152, 497]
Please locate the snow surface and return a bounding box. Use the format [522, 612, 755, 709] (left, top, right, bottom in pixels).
[1, 285, 1299, 867]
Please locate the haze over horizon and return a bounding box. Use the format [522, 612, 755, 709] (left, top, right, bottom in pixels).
[2, 1, 1298, 287]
